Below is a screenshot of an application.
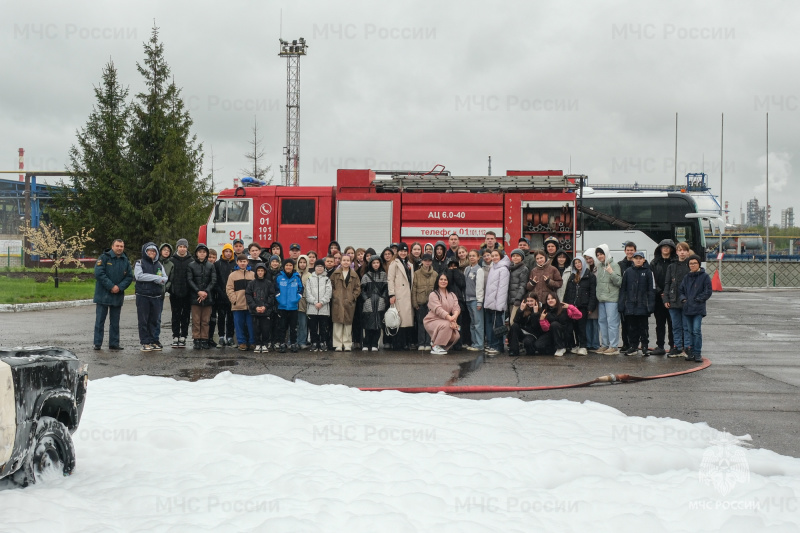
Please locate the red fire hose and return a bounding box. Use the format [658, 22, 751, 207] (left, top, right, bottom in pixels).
[359, 358, 711, 394]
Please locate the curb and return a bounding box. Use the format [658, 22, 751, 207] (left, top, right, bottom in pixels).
[0, 295, 135, 313]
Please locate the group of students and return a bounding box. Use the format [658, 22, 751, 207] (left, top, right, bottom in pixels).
[504, 237, 712, 362]
[132, 232, 712, 361]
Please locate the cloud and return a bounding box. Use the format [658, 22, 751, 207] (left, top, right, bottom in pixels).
[753, 152, 792, 194]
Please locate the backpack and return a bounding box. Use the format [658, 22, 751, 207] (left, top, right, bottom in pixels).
[383, 304, 401, 336]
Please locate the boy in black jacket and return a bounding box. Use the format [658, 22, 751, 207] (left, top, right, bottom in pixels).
[618, 251, 655, 356]
[246, 263, 277, 353]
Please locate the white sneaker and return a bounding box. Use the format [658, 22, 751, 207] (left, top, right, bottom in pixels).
[554, 348, 566, 357]
[431, 346, 447, 355]
[362, 347, 369, 351]
[418, 345, 426, 351]
[577, 347, 588, 355]
[371, 347, 379, 352]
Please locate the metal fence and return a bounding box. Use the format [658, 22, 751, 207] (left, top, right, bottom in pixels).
[707, 261, 800, 288]
[0, 243, 23, 268]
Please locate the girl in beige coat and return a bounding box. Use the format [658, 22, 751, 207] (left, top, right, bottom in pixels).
[387, 242, 415, 350]
[330, 254, 361, 350]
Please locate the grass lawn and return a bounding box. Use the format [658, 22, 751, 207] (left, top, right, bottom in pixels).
[0, 277, 135, 305]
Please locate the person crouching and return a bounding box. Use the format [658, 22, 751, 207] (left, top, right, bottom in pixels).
[423, 270, 461, 355]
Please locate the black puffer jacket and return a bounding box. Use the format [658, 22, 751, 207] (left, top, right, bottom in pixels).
[618, 262, 655, 316]
[512, 305, 544, 336]
[187, 244, 217, 306]
[215, 249, 237, 305]
[664, 259, 691, 308]
[169, 253, 193, 298]
[563, 256, 597, 312]
[650, 239, 677, 294]
[245, 265, 277, 316]
[448, 267, 466, 304]
[361, 268, 389, 330]
[507, 261, 530, 308]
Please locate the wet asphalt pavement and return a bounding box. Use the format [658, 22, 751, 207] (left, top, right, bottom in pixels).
[2, 290, 799, 457]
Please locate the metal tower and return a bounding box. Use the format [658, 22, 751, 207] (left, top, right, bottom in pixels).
[279, 37, 307, 186]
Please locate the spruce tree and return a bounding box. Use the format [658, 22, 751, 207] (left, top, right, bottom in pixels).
[240, 117, 272, 184]
[51, 60, 130, 255]
[127, 24, 208, 248]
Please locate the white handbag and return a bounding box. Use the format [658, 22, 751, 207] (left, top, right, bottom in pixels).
[384, 304, 401, 335]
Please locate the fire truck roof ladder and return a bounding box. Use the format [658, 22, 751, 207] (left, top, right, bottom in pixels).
[374, 174, 584, 193]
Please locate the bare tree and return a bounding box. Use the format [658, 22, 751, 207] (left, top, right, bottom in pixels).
[19, 223, 94, 288]
[240, 117, 272, 184]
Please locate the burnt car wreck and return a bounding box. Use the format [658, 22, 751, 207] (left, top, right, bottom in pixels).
[1, 347, 88, 487]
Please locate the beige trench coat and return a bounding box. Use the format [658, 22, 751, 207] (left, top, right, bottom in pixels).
[387, 257, 414, 328]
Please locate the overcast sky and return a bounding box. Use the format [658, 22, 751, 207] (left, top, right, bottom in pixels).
[2, 0, 797, 223]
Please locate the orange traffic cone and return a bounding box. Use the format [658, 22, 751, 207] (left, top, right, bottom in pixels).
[711, 270, 723, 292]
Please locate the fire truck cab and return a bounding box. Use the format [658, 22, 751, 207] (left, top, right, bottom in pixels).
[199, 169, 582, 254]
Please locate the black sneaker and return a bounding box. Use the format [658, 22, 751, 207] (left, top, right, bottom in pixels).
[290, 344, 299, 353]
[152, 343, 163, 351]
[641, 349, 650, 357]
[667, 347, 681, 357]
[94, 345, 101, 350]
[650, 347, 666, 356]
[279, 343, 287, 353]
[109, 345, 124, 351]
[624, 347, 638, 356]
[172, 338, 180, 348]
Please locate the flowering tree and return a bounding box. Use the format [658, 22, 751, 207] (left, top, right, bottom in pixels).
[19, 223, 94, 287]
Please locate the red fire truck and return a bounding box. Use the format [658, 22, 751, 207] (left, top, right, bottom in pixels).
[198, 168, 583, 254]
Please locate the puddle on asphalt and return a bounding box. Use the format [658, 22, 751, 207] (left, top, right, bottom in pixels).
[208, 359, 239, 367]
[446, 354, 485, 386]
[177, 359, 240, 381]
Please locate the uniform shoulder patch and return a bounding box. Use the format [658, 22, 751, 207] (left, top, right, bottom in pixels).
[96, 260, 103, 266]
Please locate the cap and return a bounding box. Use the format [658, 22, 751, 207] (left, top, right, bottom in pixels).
[510, 248, 525, 258]
[397, 242, 409, 252]
[177, 238, 189, 248]
[518, 237, 530, 245]
[633, 251, 646, 258]
[391, 243, 399, 248]
[289, 243, 301, 251]
[270, 254, 281, 263]
[232, 238, 245, 246]
[447, 258, 459, 266]
[314, 259, 326, 268]
[421, 253, 433, 261]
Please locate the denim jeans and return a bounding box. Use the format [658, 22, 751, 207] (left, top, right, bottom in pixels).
[682, 314, 703, 354]
[484, 309, 505, 351]
[597, 302, 620, 348]
[297, 312, 309, 346]
[467, 300, 484, 349]
[669, 308, 685, 350]
[233, 310, 255, 345]
[586, 318, 600, 349]
[94, 304, 122, 347]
